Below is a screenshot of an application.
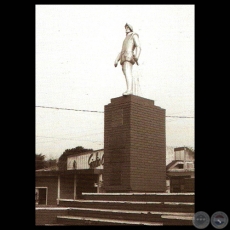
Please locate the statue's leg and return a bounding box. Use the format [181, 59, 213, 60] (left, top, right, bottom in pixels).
[122, 61, 133, 95]
[122, 63, 128, 93]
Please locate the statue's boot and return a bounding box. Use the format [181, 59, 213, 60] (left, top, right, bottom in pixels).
[123, 90, 132, 95]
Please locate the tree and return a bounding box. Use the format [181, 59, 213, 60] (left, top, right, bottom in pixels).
[44, 158, 58, 169]
[57, 146, 93, 171]
[187, 146, 195, 153]
[36, 153, 46, 170]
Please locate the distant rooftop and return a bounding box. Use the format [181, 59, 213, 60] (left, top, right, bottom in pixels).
[174, 147, 193, 152]
[36, 165, 58, 172]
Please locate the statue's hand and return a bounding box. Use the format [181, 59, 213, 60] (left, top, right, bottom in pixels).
[114, 62, 118, 67]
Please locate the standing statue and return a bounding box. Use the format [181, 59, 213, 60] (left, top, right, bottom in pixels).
[114, 23, 141, 95]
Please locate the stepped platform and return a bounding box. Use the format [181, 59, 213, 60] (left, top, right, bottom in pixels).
[59, 199, 194, 213]
[57, 215, 163, 226]
[36, 193, 195, 226]
[82, 192, 195, 202]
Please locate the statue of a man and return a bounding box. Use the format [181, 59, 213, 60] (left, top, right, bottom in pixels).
[114, 23, 141, 95]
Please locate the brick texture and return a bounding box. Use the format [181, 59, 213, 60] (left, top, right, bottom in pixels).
[103, 95, 166, 192]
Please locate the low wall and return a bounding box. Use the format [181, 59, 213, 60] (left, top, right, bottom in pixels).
[35, 207, 69, 225]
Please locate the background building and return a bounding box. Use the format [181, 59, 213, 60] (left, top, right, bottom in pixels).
[36, 147, 194, 205]
[166, 147, 195, 193]
[36, 149, 104, 205]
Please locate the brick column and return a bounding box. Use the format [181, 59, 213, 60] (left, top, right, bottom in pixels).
[103, 95, 166, 192]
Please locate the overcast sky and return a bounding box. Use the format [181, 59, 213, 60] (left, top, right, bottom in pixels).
[36, 5, 194, 160]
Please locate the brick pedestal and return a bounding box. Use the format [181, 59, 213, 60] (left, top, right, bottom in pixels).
[103, 95, 166, 192]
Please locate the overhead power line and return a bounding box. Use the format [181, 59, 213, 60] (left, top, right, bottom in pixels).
[36, 106, 194, 118]
[36, 106, 104, 113]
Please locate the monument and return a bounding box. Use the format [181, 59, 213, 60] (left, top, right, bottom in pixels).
[114, 23, 141, 96]
[103, 24, 166, 192]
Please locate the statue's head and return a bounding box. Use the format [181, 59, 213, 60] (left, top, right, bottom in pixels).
[125, 23, 133, 32]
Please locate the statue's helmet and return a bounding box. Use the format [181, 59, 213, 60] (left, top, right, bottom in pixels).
[125, 23, 133, 32]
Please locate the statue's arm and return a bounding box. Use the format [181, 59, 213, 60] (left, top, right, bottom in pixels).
[133, 35, 141, 61]
[114, 52, 121, 67]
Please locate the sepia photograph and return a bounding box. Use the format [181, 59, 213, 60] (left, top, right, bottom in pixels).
[36, 4, 195, 226]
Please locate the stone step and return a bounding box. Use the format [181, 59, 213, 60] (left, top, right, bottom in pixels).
[57, 215, 163, 226]
[44, 224, 65, 226]
[59, 199, 194, 213]
[82, 192, 195, 203]
[67, 207, 194, 224]
[161, 214, 193, 226]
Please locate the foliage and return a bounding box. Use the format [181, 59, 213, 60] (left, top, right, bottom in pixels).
[57, 146, 93, 171]
[187, 146, 195, 153]
[36, 154, 58, 170]
[35, 153, 46, 170]
[44, 159, 57, 168]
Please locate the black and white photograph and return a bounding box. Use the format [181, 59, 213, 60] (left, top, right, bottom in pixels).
[36, 4, 195, 226]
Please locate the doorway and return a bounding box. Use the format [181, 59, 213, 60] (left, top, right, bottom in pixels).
[35, 187, 47, 205]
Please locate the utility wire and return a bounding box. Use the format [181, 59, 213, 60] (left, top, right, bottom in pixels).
[36, 105, 194, 118]
[36, 106, 103, 113]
